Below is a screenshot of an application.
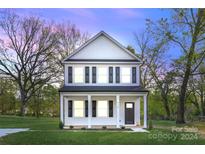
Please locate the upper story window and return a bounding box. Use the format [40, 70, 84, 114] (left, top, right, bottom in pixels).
[121, 67, 131, 83]
[97, 66, 108, 83]
[67, 65, 138, 85]
[74, 67, 84, 83]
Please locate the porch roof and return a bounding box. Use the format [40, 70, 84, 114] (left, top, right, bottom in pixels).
[59, 86, 149, 92]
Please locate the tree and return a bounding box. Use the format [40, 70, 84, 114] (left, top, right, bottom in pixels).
[0, 11, 59, 116]
[146, 9, 205, 123]
[0, 76, 19, 115]
[188, 64, 205, 116]
[29, 84, 59, 117]
[135, 31, 175, 120]
[54, 22, 89, 84]
[126, 45, 136, 54]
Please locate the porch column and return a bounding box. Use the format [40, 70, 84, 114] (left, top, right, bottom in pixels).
[60, 94, 64, 123]
[88, 95, 92, 128]
[136, 97, 140, 126]
[143, 95, 148, 128]
[116, 95, 120, 128]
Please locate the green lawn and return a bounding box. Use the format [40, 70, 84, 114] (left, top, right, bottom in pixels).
[0, 115, 205, 145]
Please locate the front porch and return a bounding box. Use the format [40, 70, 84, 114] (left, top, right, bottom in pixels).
[60, 92, 148, 129]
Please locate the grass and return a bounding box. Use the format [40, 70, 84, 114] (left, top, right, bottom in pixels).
[0, 115, 59, 130]
[0, 115, 205, 145]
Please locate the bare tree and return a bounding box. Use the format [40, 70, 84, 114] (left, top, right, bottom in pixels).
[0, 11, 59, 115]
[146, 9, 205, 123]
[54, 23, 89, 84]
[135, 31, 175, 120]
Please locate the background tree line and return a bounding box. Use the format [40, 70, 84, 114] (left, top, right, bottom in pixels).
[0, 9, 204, 123]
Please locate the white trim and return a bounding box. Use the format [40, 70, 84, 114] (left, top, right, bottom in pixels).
[63, 61, 142, 64]
[143, 95, 148, 128]
[60, 95, 64, 123]
[62, 31, 142, 63]
[88, 95, 91, 128]
[116, 95, 120, 128]
[60, 92, 148, 96]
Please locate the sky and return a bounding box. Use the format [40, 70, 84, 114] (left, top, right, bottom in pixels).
[10, 9, 178, 58]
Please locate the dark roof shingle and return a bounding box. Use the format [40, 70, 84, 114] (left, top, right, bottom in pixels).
[59, 86, 149, 92]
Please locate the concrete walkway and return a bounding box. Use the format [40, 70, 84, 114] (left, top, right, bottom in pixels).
[131, 128, 149, 132]
[0, 128, 29, 137]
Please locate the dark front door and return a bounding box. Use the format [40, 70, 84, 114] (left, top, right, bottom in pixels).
[125, 102, 134, 124]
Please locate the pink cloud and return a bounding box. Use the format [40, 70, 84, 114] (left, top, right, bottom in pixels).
[63, 9, 98, 21]
[113, 9, 143, 19]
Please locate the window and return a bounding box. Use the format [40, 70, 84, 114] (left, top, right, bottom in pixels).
[121, 67, 131, 83]
[74, 67, 84, 83]
[98, 67, 108, 83]
[97, 101, 108, 117]
[115, 67, 120, 83]
[74, 101, 84, 117]
[68, 67, 72, 83]
[92, 67, 96, 83]
[85, 67, 89, 83]
[109, 67, 113, 83]
[132, 67, 136, 83]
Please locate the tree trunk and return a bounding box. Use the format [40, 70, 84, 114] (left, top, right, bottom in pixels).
[161, 91, 171, 120]
[163, 99, 171, 120]
[20, 90, 27, 116]
[201, 90, 205, 116]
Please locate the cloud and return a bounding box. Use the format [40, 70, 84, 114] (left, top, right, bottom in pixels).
[113, 9, 143, 19]
[63, 8, 98, 21]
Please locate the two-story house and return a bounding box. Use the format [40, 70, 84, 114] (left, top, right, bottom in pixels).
[59, 31, 149, 129]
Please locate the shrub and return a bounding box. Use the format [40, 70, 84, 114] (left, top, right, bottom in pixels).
[102, 126, 107, 129]
[81, 127, 86, 130]
[121, 126, 125, 129]
[69, 125, 74, 129]
[59, 121, 64, 129]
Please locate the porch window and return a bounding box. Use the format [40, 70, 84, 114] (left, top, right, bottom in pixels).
[74, 67, 84, 83]
[121, 67, 131, 83]
[98, 67, 108, 83]
[97, 101, 108, 117]
[74, 101, 84, 117]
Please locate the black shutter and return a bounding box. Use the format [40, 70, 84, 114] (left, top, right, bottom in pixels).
[85, 67, 90, 83]
[132, 67, 136, 83]
[109, 67, 113, 83]
[68, 67, 72, 83]
[116, 67, 120, 83]
[68, 100, 73, 117]
[109, 100, 113, 117]
[92, 67, 96, 83]
[85, 100, 88, 117]
[92, 100, 96, 117]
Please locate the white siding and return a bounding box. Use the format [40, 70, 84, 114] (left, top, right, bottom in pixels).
[70, 35, 136, 60]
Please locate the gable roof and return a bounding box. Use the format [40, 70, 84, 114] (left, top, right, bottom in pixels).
[63, 31, 141, 63]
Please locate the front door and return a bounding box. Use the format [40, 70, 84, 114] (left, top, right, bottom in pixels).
[125, 102, 134, 124]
